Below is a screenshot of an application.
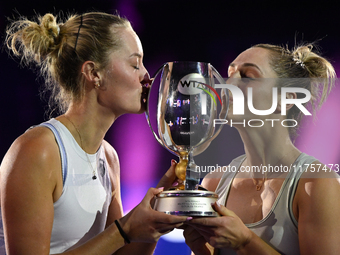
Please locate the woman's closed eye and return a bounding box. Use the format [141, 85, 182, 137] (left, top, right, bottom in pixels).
[240, 72, 255, 83]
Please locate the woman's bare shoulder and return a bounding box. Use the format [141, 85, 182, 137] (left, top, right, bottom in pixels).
[2, 126, 60, 170]
[201, 170, 224, 192]
[101, 140, 120, 171]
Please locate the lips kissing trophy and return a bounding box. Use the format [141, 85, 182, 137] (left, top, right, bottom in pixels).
[146, 61, 229, 217]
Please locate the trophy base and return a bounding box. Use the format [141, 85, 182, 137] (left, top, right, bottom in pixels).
[153, 190, 219, 217]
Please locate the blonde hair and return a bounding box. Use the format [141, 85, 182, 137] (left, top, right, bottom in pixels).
[6, 12, 130, 114]
[253, 43, 336, 136]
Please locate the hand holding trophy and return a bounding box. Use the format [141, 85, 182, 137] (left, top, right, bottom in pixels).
[146, 61, 228, 217]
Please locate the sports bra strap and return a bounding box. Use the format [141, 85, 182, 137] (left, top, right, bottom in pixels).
[39, 123, 68, 185]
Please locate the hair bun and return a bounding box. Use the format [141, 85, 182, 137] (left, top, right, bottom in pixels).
[41, 14, 59, 39]
[8, 13, 61, 62]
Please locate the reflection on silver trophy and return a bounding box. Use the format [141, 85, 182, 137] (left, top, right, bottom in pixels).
[146, 61, 229, 216]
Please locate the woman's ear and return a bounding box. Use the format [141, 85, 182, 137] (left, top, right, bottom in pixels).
[275, 92, 297, 114]
[81, 61, 102, 87]
[285, 92, 297, 112]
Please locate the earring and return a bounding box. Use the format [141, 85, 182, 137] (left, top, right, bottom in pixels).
[95, 82, 100, 89]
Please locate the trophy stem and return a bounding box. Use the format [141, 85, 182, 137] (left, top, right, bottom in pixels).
[174, 152, 188, 190]
[185, 151, 200, 190]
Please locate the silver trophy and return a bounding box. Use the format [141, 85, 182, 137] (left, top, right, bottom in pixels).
[146, 61, 229, 217]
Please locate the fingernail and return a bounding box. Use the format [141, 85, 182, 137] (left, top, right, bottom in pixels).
[186, 217, 193, 221]
[158, 187, 164, 191]
[171, 159, 177, 166]
[172, 181, 179, 187]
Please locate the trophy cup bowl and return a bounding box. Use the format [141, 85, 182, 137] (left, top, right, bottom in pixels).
[146, 61, 228, 217]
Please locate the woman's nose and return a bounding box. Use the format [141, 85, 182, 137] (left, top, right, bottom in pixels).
[141, 71, 151, 87]
[226, 73, 241, 87]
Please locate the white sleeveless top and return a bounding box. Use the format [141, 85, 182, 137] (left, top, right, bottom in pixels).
[214, 153, 317, 255]
[0, 119, 112, 254]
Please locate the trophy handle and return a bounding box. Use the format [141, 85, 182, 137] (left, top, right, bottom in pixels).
[145, 64, 169, 148]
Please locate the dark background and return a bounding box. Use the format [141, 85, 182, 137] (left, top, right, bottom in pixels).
[1, 1, 339, 254]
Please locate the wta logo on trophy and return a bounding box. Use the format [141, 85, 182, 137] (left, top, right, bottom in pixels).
[178, 73, 223, 115]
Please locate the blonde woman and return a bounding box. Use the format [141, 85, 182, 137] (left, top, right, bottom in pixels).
[0, 12, 189, 255]
[183, 44, 340, 255]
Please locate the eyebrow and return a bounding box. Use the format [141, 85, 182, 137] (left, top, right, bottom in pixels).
[129, 53, 143, 58]
[229, 63, 263, 74]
